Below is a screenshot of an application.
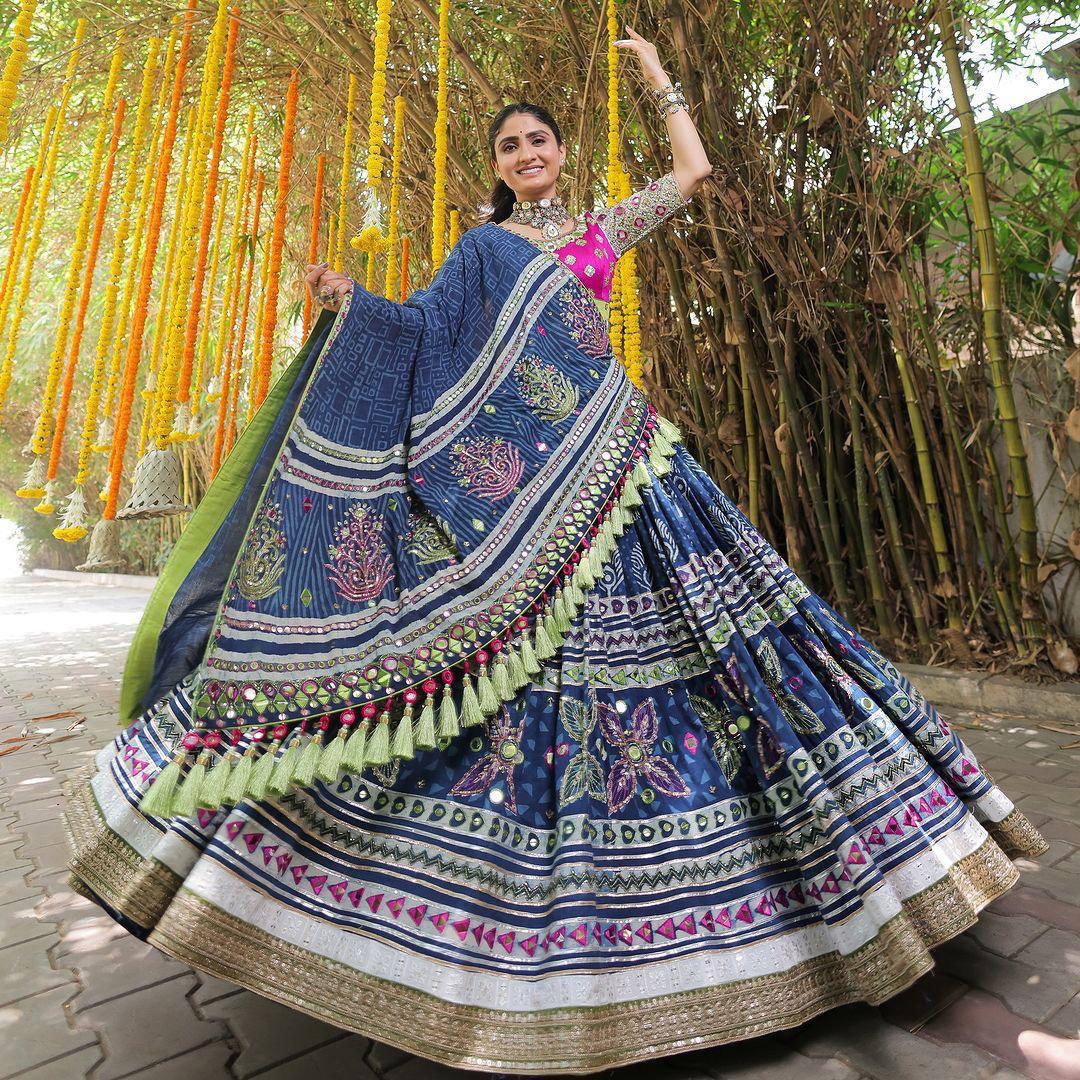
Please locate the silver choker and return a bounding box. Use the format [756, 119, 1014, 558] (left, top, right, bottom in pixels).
[507, 195, 570, 240]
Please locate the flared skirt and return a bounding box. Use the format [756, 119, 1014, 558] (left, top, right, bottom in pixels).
[65, 441, 1047, 1075]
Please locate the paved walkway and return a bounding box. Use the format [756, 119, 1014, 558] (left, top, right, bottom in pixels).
[1, 573, 1079, 1080]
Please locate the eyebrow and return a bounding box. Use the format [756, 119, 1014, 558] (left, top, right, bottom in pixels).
[498, 129, 548, 149]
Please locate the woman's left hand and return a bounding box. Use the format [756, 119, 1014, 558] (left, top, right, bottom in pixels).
[612, 25, 669, 87]
[304, 263, 354, 312]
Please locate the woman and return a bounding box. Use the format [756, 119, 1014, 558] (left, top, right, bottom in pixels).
[66, 26, 1047, 1077]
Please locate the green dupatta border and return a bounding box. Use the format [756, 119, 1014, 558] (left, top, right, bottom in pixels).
[118, 309, 336, 724]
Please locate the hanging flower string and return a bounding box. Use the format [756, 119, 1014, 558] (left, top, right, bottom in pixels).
[0, 0, 37, 147]
[188, 174, 229, 432]
[97, 21, 178, 453]
[430, 0, 450, 269]
[243, 184, 271, 426]
[19, 29, 123, 509]
[52, 97, 129, 540]
[398, 233, 409, 302]
[225, 169, 262, 457]
[175, 4, 240, 440]
[618, 168, 643, 389]
[382, 94, 404, 300]
[253, 68, 298, 410]
[334, 73, 357, 274]
[303, 153, 326, 335]
[0, 158, 40, 420]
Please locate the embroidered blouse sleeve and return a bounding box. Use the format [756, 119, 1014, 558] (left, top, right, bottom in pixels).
[591, 171, 691, 260]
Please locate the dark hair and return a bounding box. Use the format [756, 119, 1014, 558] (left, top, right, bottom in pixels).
[479, 102, 564, 225]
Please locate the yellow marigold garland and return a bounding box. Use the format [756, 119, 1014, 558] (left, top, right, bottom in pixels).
[20, 29, 124, 507]
[0, 0, 37, 147]
[304, 152, 326, 335]
[47, 94, 127, 529]
[175, 4, 240, 438]
[398, 233, 409, 301]
[334, 73, 357, 274]
[207, 114, 255, 401]
[617, 167, 643, 388]
[97, 21, 178, 449]
[253, 68, 298, 409]
[188, 173, 229, 432]
[430, 0, 450, 269]
[236, 170, 264, 434]
[3, 20, 85, 434]
[382, 94, 405, 299]
[103, 0, 198, 524]
[150, 0, 229, 451]
[0, 165, 33, 345]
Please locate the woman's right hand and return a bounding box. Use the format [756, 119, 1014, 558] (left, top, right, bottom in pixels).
[304, 262, 354, 313]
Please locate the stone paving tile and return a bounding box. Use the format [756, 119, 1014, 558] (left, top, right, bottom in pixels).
[199, 990, 349, 1078]
[72, 974, 231, 1080]
[654, 1039, 861, 1080]
[0, 984, 99, 1078]
[966, 912, 1050, 959]
[12, 1047, 104, 1080]
[0, 932, 77, 1008]
[105, 1040, 235, 1080]
[249, 1035, 376, 1080]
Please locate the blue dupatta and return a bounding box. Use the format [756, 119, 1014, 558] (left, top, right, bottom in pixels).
[129, 223, 682, 815]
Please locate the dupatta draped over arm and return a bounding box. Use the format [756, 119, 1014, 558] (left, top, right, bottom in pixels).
[125, 221, 682, 812]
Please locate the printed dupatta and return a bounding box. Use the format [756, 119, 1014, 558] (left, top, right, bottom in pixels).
[131, 222, 683, 818]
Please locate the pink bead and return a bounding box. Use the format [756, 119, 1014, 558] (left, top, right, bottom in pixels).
[422, 679, 438, 694]
[490, 638, 503, 653]
[272, 724, 289, 740]
[252, 728, 266, 741]
[516, 616, 529, 629]
[339, 711, 356, 727]
[203, 731, 222, 749]
[318, 715, 331, 731]
[362, 703, 378, 718]
[476, 650, 489, 665]
[441, 669, 454, 684]
[181, 732, 202, 750]
[404, 689, 419, 704]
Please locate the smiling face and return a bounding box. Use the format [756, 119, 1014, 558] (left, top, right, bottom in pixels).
[491, 112, 566, 202]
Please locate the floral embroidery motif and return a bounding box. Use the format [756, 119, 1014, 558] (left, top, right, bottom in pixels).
[592, 171, 690, 259]
[558, 686, 605, 808]
[325, 502, 394, 603]
[236, 500, 287, 602]
[512, 353, 580, 424]
[597, 696, 690, 813]
[449, 705, 525, 812]
[756, 638, 825, 735]
[559, 287, 609, 358]
[688, 692, 746, 785]
[405, 506, 459, 565]
[449, 433, 524, 501]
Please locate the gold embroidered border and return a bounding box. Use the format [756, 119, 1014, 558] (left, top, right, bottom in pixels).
[62, 774, 182, 931]
[126, 841, 1019, 1075]
[984, 808, 1049, 860]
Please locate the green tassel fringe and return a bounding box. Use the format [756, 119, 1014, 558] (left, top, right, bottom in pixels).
[519, 631, 542, 675]
[365, 717, 391, 765]
[437, 688, 460, 739]
[223, 747, 255, 804]
[247, 740, 280, 801]
[533, 618, 556, 661]
[315, 729, 347, 783]
[543, 610, 565, 648]
[477, 666, 500, 713]
[341, 722, 368, 772]
[632, 457, 651, 488]
[390, 710, 415, 759]
[491, 655, 513, 699]
[460, 673, 485, 727]
[197, 752, 234, 810]
[267, 737, 302, 797]
[552, 593, 571, 634]
[505, 645, 529, 690]
[172, 753, 209, 818]
[622, 473, 642, 508]
[657, 414, 682, 443]
[414, 697, 437, 749]
[293, 733, 323, 788]
[138, 758, 182, 818]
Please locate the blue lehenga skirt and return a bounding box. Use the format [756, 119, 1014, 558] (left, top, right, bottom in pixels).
[65, 440, 1046, 1075]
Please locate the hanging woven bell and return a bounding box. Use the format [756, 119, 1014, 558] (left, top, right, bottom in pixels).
[53, 486, 90, 542]
[76, 517, 123, 571]
[116, 446, 190, 519]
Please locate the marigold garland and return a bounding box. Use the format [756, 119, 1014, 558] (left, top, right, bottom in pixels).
[47, 96, 127, 532]
[0, 165, 33, 343]
[0, 0, 37, 148]
[253, 68, 298, 410]
[430, 0, 450, 268]
[4, 21, 85, 437]
[98, 22, 178, 448]
[59, 37, 161, 536]
[618, 168, 643, 388]
[334, 73, 357, 274]
[231, 170, 263, 445]
[208, 113, 255, 401]
[151, 0, 229, 452]
[303, 153, 326, 335]
[21, 30, 124, 508]
[188, 174, 229, 432]
[245, 216, 271, 423]
[139, 105, 197, 459]
[175, 4, 240, 438]
[398, 233, 409, 301]
[101, 0, 198, 524]
[382, 94, 405, 299]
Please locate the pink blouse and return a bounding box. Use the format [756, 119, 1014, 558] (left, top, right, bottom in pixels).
[554, 172, 690, 303]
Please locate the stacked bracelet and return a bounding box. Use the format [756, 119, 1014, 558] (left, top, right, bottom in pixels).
[649, 80, 689, 118]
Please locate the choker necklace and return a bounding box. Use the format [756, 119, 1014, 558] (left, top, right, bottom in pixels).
[507, 195, 570, 241]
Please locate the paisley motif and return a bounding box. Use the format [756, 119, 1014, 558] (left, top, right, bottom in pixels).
[404, 506, 459, 565]
[448, 433, 524, 502]
[512, 353, 580, 424]
[235, 500, 287, 602]
[558, 286, 610, 358]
